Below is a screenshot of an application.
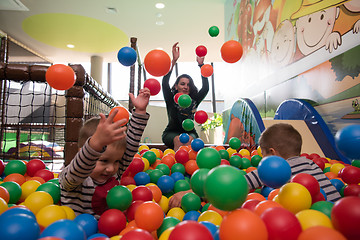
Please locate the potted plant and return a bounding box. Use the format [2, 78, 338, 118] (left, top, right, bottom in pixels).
[199, 113, 223, 144]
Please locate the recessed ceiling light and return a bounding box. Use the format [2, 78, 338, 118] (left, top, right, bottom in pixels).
[67, 44, 75, 48]
[155, 3, 165, 9]
[156, 21, 164, 26]
[105, 7, 117, 14]
[156, 13, 162, 18]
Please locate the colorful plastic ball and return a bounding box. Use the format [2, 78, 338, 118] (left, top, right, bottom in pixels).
[26, 159, 46, 177]
[143, 150, 157, 165]
[61, 205, 76, 220]
[1, 181, 22, 204]
[24, 191, 54, 214]
[131, 185, 153, 202]
[3, 173, 26, 185]
[157, 216, 181, 237]
[296, 209, 333, 230]
[144, 78, 161, 96]
[257, 156, 291, 188]
[204, 165, 248, 211]
[297, 226, 347, 240]
[290, 173, 320, 198]
[45, 64, 76, 90]
[34, 169, 54, 182]
[40, 219, 86, 240]
[0, 186, 10, 203]
[121, 229, 154, 240]
[229, 154, 242, 168]
[195, 45, 207, 57]
[179, 133, 190, 144]
[219, 208, 268, 240]
[340, 166, 360, 184]
[173, 93, 183, 104]
[200, 64, 213, 77]
[191, 138, 205, 152]
[200, 221, 218, 237]
[135, 201, 164, 232]
[144, 49, 171, 77]
[310, 201, 334, 219]
[220, 40, 243, 63]
[260, 207, 302, 240]
[106, 185, 132, 211]
[36, 182, 61, 204]
[218, 149, 230, 160]
[229, 137, 241, 149]
[208, 26, 220, 37]
[343, 183, 360, 197]
[117, 46, 137, 67]
[134, 172, 150, 186]
[0, 212, 40, 240]
[278, 182, 312, 214]
[183, 210, 201, 221]
[125, 200, 144, 222]
[184, 160, 198, 175]
[330, 178, 345, 192]
[335, 124, 360, 159]
[88, 233, 109, 239]
[178, 94, 192, 108]
[36, 204, 67, 228]
[169, 220, 213, 240]
[109, 106, 129, 126]
[0, 197, 8, 214]
[181, 192, 201, 212]
[331, 196, 360, 239]
[0, 159, 4, 175]
[194, 110, 208, 124]
[175, 148, 189, 164]
[98, 209, 127, 237]
[157, 175, 175, 194]
[149, 169, 164, 183]
[196, 147, 221, 169]
[174, 179, 190, 193]
[4, 160, 27, 176]
[171, 163, 186, 175]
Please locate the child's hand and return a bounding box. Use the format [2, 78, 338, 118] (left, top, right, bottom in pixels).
[129, 88, 150, 114]
[89, 109, 127, 152]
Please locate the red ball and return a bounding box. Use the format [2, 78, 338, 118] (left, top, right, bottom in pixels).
[312, 158, 325, 170]
[169, 220, 213, 240]
[311, 191, 326, 204]
[340, 166, 360, 184]
[120, 176, 136, 185]
[109, 106, 129, 126]
[331, 196, 360, 240]
[195, 45, 207, 57]
[174, 149, 189, 165]
[144, 49, 171, 77]
[343, 184, 360, 197]
[132, 186, 153, 202]
[0, 160, 4, 175]
[220, 159, 231, 165]
[220, 40, 243, 63]
[128, 157, 145, 176]
[144, 78, 161, 96]
[308, 153, 320, 159]
[194, 110, 208, 124]
[45, 64, 76, 90]
[174, 93, 183, 104]
[290, 173, 320, 198]
[241, 199, 261, 212]
[26, 159, 46, 177]
[98, 209, 127, 237]
[34, 169, 54, 182]
[121, 229, 154, 240]
[125, 200, 144, 222]
[260, 207, 302, 240]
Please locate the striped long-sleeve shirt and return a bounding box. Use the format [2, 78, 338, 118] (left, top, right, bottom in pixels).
[59, 110, 149, 219]
[245, 156, 342, 202]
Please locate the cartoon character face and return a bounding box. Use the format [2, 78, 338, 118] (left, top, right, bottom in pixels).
[296, 7, 338, 55]
[270, 20, 296, 67]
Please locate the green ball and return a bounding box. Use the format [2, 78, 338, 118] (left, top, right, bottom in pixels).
[196, 147, 221, 169]
[143, 151, 157, 165]
[201, 202, 210, 212]
[351, 159, 360, 168]
[174, 179, 190, 193]
[4, 160, 26, 176]
[181, 192, 201, 212]
[190, 168, 209, 198]
[36, 182, 60, 204]
[229, 155, 242, 168]
[241, 158, 251, 169]
[182, 119, 195, 131]
[156, 163, 170, 175]
[251, 155, 262, 167]
[229, 137, 241, 149]
[171, 163, 186, 175]
[1, 181, 22, 204]
[204, 165, 248, 211]
[178, 94, 192, 108]
[149, 169, 164, 183]
[310, 201, 334, 219]
[323, 167, 331, 173]
[218, 149, 229, 160]
[157, 216, 180, 237]
[208, 25, 220, 37]
[47, 178, 60, 187]
[106, 185, 132, 211]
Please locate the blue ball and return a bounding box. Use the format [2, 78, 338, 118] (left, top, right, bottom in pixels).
[88, 233, 109, 239]
[170, 171, 185, 182]
[335, 124, 360, 159]
[157, 175, 175, 194]
[40, 219, 86, 240]
[257, 156, 291, 188]
[191, 138, 205, 152]
[117, 46, 137, 66]
[74, 213, 98, 238]
[320, 187, 327, 201]
[0, 206, 36, 220]
[183, 210, 201, 221]
[179, 133, 190, 143]
[330, 178, 345, 192]
[134, 172, 151, 185]
[200, 221, 218, 237]
[0, 214, 40, 240]
[260, 185, 275, 198]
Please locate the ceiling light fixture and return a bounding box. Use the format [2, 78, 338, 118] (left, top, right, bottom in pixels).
[66, 44, 75, 48]
[155, 3, 165, 9]
[156, 21, 164, 26]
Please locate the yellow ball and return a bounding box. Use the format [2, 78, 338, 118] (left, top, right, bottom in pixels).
[257, 146, 262, 157]
[20, 180, 41, 202]
[278, 182, 312, 214]
[126, 184, 137, 192]
[142, 158, 150, 171]
[61, 205, 76, 220]
[226, 148, 237, 157]
[296, 209, 333, 230]
[0, 197, 8, 214]
[324, 163, 331, 169]
[36, 204, 67, 227]
[198, 210, 223, 226]
[164, 149, 175, 156]
[239, 149, 250, 156]
[159, 195, 169, 213]
[24, 191, 53, 214]
[330, 163, 345, 176]
[139, 145, 150, 152]
[110, 235, 121, 240]
[150, 148, 161, 158]
[159, 226, 175, 240]
[167, 207, 185, 221]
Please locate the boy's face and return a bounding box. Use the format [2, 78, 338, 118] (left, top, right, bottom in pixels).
[90, 144, 125, 184]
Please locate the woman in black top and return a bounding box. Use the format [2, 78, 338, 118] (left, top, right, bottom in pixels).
[162, 42, 209, 150]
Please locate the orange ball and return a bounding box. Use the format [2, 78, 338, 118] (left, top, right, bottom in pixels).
[45, 64, 76, 90]
[185, 160, 199, 175]
[297, 226, 346, 240]
[109, 106, 129, 126]
[161, 154, 176, 169]
[220, 40, 243, 63]
[134, 201, 164, 232]
[146, 184, 162, 203]
[267, 188, 280, 201]
[246, 192, 266, 201]
[0, 186, 10, 203]
[254, 200, 283, 216]
[144, 49, 171, 77]
[28, 177, 46, 184]
[188, 149, 197, 160]
[3, 173, 26, 186]
[200, 64, 213, 77]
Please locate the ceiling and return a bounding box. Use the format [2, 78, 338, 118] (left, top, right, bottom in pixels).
[0, 0, 226, 64]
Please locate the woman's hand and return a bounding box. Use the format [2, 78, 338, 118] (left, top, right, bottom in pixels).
[172, 42, 180, 63]
[197, 56, 204, 65]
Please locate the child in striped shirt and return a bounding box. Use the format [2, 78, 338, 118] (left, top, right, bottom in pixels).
[245, 123, 342, 202]
[59, 88, 150, 219]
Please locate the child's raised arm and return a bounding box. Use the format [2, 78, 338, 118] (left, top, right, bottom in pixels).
[129, 88, 150, 114]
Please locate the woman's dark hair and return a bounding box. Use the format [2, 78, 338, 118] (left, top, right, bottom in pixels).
[171, 74, 198, 97]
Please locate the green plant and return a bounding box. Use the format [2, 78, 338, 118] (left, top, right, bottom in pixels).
[200, 113, 223, 131]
